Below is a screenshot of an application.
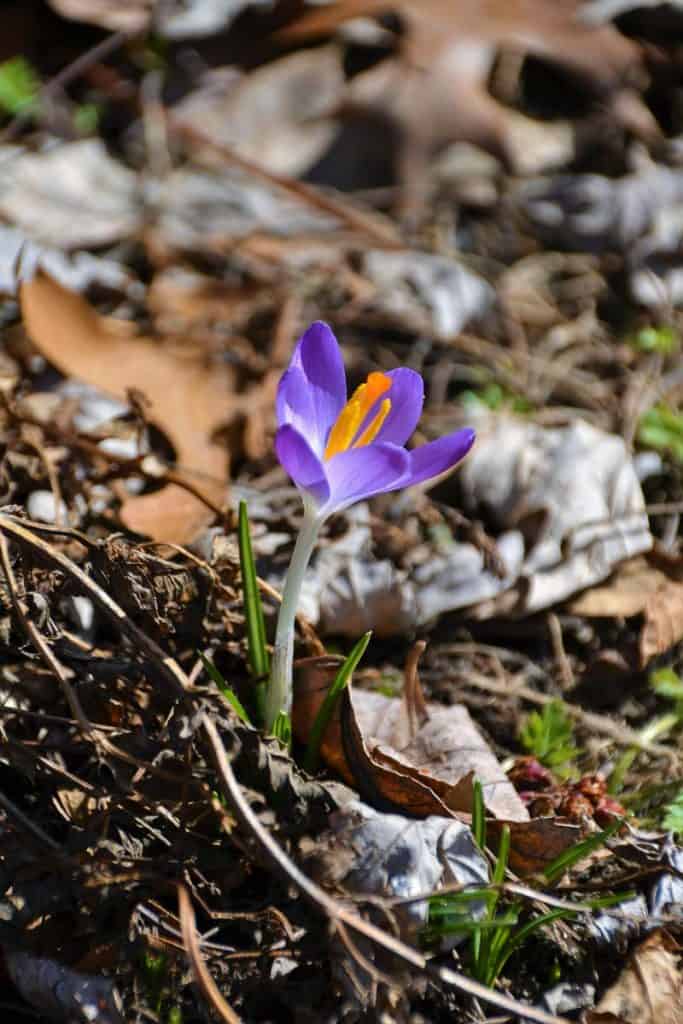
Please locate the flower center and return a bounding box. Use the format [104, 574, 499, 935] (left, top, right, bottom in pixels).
[324, 372, 392, 460]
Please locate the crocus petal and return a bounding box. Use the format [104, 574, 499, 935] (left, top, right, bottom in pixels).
[277, 322, 346, 456]
[403, 428, 475, 488]
[376, 368, 424, 446]
[275, 425, 330, 507]
[324, 443, 410, 515]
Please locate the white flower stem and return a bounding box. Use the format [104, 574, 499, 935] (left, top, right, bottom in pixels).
[265, 508, 321, 731]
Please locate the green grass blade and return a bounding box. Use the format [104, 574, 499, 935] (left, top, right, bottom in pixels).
[272, 710, 292, 750]
[238, 500, 269, 720]
[199, 653, 251, 725]
[543, 818, 623, 884]
[472, 778, 486, 851]
[303, 631, 371, 774]
[238, 500, 269, 676]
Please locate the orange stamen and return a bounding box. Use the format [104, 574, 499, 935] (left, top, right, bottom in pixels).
[325, 372, 391, 460]
[354, 397, 391, 448]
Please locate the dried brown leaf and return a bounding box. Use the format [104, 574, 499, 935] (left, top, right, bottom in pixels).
[585, 930, 683, 1024]
[568, 555, 683, 667]
[277, 0, 652, 199]
[292, 657, 577, 876]
[292, 658, 520, 812]
[639, 580, 683, 667]
[20, 271, 233, 543]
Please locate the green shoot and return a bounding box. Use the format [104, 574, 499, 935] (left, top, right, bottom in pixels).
[543, 817, 623, 884]
[425, 816, 631, 988]
[74, 102, 100, 135]
[520, 700, 579, 773]
[0, 57, 40, 116]
[238, 500, 269, 722]
[472, 777, 486, 851]
[271, 711, 292, 749]
[630, 325, 679, 355]
[662, 789, 683, 834]
[637, 404, 683, 463]
[461, 381, 533, 415]
[304, 631, 372, 773]
[199, 654, 251, 725]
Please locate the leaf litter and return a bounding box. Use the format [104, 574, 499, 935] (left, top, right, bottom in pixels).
[0, 2, 682, 1023]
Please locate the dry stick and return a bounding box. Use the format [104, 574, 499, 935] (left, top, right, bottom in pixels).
[170, 118, 402, 250]
[178, 884, 242, 1024]
[460, 669, 678, 762]
[200, 713, 570, 1024]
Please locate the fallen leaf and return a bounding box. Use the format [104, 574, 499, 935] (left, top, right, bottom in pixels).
[519, 165, 683, 252]
[312, 798, 489, 939]
[150, 166, 337, 259]
[586, 930, 683, 1024]
[173, 48, 345, 177]
[569, 555, 683, 666]
[358, 249, 494, 339]
[568, 556, 665, 618]
[276, 0, 653, 202]
[0, 224, 135, 299]
[293, 653, 527, 819]
[293, 655, 579, 875]
[20, 271, 233, 543]
[47, 0, 151, 31]
[0, 141, 141, 249]
[639, 579, 683, 667]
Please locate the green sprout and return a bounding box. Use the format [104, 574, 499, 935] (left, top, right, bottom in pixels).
[424, 783, 630, 987]
[520, 700, 579, 773]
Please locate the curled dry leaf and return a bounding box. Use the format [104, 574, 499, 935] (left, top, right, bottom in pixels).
[569, 555, 683, 667]
[150, 166, 337, 258]
[519, 166, 683, 252]
[585, 930, 683, 1024]
[293, 655, 580, 874]
[173, 47, 345, 177]
[292, 655, 526, 820]
[359, 249, 494, 339]
[312, 799, 489, 939]
[20, 271, 234, 543]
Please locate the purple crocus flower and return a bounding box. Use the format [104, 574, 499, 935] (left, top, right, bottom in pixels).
[275, 321, 475, 517]
[265, 321, 474, 731]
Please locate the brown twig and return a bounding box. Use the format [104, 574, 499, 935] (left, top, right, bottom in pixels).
[178, 883, 242, 1024]
[200, 712, 570, 1024]
[170, 117, 402, 251]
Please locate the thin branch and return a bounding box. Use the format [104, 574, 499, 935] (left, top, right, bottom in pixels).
[178, 884, 242, 1024]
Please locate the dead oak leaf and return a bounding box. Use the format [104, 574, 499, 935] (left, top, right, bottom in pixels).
[277, 0, 654, 203]
[21, 271, 233, 544]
